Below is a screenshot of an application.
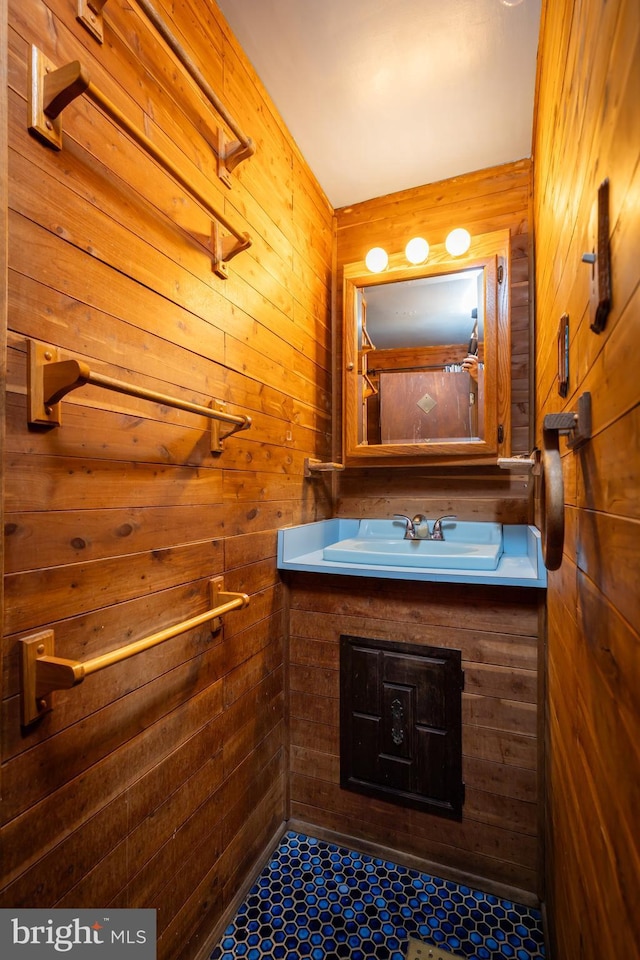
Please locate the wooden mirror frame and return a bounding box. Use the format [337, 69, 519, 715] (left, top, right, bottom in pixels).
[342, 229, 512, 466]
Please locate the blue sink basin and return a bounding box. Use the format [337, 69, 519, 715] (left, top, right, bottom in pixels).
[322, 519, 503, 570]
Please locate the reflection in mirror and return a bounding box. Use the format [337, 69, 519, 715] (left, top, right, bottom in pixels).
[363, 271, 483, 349]
[343, 230, 511, 465]
[359, 270, 485, 444]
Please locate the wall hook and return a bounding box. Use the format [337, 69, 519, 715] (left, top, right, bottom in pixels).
[581, 178, 612, 334]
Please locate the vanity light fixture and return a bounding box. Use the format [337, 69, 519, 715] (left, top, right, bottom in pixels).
[364, 229, 471, 273]
[404, 237, 430, 265]
[445, 228, 472, 256]
[365, 246, 389, 273]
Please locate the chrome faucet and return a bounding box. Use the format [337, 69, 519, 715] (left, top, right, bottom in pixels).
[431, 515, 457, 540]
[393, 514, 417, 539]
[394, 513, 457, 540]
[411, 514, 431, 539]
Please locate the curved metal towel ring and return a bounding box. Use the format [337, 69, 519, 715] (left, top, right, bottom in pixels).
[540, 424, 565, 571]
[539, 393, 592, 571]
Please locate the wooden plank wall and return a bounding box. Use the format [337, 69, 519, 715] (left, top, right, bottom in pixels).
[1, 1, 333, 956]
[287, 573, 542, 895]
[0, 0, 6, 764]
[336, 160, 533, 451]
[333, 162, 533, 523]
[286, 156, 543, 897]
[532, 0, 640, 956]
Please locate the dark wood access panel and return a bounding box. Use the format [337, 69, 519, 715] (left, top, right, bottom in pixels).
[340, 635, 464, 820]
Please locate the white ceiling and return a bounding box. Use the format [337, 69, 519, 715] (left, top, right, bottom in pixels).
[216, 0, 542, 208]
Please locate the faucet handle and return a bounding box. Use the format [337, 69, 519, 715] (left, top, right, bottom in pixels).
[431, 514, 457, 540]
[393, 514, 416, 539]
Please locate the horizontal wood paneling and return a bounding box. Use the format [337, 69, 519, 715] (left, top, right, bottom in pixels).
[336, 465, 531, 524]
[533, 0, 640, 956]
[1, 1, 332, 957]
[334, 161, 533, 520]
[6, 0, 637, 954]
[286, 573, 542, 893]
[0, 0, 6, 785]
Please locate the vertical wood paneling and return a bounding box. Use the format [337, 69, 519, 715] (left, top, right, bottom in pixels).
[533, 1, 640, 956]
[1, 1, 332, 957]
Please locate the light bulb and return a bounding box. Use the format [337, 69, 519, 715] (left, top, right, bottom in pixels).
[405, 237, 429, 265]
[445, 228, 471, 256]
[365, 247, 389, 273]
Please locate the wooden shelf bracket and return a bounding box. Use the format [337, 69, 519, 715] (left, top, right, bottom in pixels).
[304, 458, 345, 477]
[27, 339, 252, 452]
[19, 578, 249, 726]
[28, 45, 251, 277]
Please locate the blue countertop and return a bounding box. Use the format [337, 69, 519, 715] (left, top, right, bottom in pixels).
[277, 519, 547, 588]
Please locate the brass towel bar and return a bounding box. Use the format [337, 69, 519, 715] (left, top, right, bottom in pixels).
[28, 45, 251, 277]
[20, 577, 249, 726]
[133, 0, 255, 187]
[27, 339, 252, 452]
[76, 0, 255, 186]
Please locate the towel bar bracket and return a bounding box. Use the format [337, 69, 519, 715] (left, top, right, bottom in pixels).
[28, 340, 64, 427]
[543, 391, 591, 452]
[77, 0, 108, 43]
[211, 221, 251, 280]
[210, 398, 242, 452]
[28, 46, 65, 150]
[217, 130, 255, 189]
[20, 630, 64, 726]
[209, 575, 239, 632]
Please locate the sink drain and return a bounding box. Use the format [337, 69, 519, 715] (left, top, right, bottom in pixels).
[405, 938, 467, 960]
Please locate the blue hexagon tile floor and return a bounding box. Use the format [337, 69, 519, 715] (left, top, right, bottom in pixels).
[209, 831, 546, 960]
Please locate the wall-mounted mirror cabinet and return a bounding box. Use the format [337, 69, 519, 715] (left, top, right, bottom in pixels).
[342, 230, 511, 466]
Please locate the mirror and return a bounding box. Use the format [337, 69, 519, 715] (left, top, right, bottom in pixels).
[342, 229, 511, 465]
